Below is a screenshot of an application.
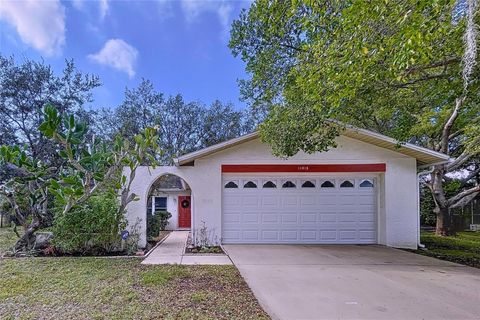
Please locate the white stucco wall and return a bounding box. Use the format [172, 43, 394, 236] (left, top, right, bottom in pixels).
[125, 135, 419, 249]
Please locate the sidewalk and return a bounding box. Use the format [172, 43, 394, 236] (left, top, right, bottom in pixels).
[141, 231, 232, 265]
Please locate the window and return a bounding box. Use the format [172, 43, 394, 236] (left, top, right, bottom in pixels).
[154, 196, 167, 212]
[263, 181, 276, 188]
[340, 180, 354, 188]
[224, 181, 238, 188]
[243, 181, 257, 188]
[360, 179, 374, 188]
[282, 180, 296, 188]
[301, 180, 316, 188]
[320, 180, 335, 188]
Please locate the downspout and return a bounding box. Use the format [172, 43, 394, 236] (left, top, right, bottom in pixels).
[417, 167, 434, 249]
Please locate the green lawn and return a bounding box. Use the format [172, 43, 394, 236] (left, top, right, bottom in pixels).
[0, 226, 269, 319]
[0, 227, 18, 256]
[419, 231, 480, 268]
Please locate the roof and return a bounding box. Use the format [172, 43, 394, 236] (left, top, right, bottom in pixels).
[150, 174, 188, 190]
[175, 127, 450, 167]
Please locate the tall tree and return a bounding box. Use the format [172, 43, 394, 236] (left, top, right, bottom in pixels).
[230, 0, 480, 235]
[0, 55, 101, 163]
[99, 80, 255, 164]
[0, 105, 159, 254]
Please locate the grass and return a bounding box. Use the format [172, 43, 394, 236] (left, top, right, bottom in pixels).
[418, 231, 480, 268]
[0, 227, 18, 256]
[0, 227, 269, 319]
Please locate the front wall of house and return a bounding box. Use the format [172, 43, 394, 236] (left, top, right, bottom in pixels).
[125, 135, 418, 249]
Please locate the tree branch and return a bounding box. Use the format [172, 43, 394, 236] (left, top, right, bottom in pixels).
[447, 185, 480, 207]
[441, 96, 465, 154]
[447, 149, 472, 172]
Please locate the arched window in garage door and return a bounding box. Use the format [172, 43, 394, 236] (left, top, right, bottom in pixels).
[320, 180, 335, 188]
[301, 180, 316, 188]
[263, 180, 277, 188]
[243, 181, 258, 188]
[359, 179, 374, 188]
[282, 180, 296, 188]
[224, 181, 239, 188]
[340, 180, 355, 188]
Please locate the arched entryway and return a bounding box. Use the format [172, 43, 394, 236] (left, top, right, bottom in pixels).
[146, 174, 192, 238]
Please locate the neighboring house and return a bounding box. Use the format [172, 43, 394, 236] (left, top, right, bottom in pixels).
[125, 126, 449, 249]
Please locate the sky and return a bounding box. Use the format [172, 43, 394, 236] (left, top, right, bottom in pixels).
[0, 0, 252, 110]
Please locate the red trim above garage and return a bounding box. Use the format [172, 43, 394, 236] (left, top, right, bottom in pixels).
[221, 163, 386, 173]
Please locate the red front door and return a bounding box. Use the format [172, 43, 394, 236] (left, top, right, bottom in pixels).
[178, 196, 191, 228]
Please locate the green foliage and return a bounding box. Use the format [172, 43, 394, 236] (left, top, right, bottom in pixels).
[420, 186, 436, 226]
[0, 55, 100, 163]
[230, 0, 479, 156]
[94, 79, 255, 164]
[147, 211, 172, 239]
[1, 103, 160, 254]
[51, 193, 126, 254]
[419, 231, 480, 267]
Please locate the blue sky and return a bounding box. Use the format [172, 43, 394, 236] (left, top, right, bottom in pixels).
[0, 0, 251, 109]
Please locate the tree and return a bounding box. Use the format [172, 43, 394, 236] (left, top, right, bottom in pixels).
[0, 105, 159, 254]
[97, 79, 255, 164]
[0, 55, 101, 163]
[230, 0, 480, 235]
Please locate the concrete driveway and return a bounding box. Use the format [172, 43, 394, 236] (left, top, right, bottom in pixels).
[224, 245, 480, 320]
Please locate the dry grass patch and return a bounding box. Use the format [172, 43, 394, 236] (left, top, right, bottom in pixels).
[0, 257, 269, 319]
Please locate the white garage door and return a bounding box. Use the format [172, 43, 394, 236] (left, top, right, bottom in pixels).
[222, 176, 377, 244]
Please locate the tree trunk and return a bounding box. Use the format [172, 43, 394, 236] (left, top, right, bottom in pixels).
[430, 166, 455, 236]
[434, 205, 452, 236]
[13, 219, 41, 254]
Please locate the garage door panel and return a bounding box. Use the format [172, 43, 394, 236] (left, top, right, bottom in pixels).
[320, 230, 337, 240]
[282, 196, 298, 206]
[242, 213, 259, 223]
[242, 230, 259, 240]
[339, 230, 357, 240]
[281, 230, 298, 240]
[242, 196, 259, 206]
[223, 195, 241, 206]
[223, 213, 241, 223]
[281, 213, 298, 223]
[320, 213, 337, 222]
[223, 230, 241, 241]
[222, 175, 377, 244]
[261, 195, 279, 206]
[318, 195, 337, 205]
[300, 230, 317, 240]
[300, 196, 316, 206]
[359, 231, 376, 240]
[300, 213, 317, 223]
[262, 230, 279, 241]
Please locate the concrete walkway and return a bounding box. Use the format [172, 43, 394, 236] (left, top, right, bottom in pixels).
[142, 231, 232, 265]
[225, 244, 480, 320]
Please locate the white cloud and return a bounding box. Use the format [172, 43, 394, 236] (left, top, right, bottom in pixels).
[180, 0, 234, 33]
[88, 39, 138, 78]
[99, 0, 109, 20]
[72, 0, 84, 11]
[0, 0, 65, 56]
[72, 0, 108, 21]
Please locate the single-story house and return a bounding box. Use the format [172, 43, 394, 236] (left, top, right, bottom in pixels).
[125, 126, 449, 249]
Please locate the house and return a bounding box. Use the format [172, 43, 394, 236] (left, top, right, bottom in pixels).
[125, 126, 449, 249]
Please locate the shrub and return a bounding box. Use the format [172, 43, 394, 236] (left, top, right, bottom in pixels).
[51, 192, 127, 255]
[147, 211, 171, 239]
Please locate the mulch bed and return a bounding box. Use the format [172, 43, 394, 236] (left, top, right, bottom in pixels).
[184, 233, 225, 255]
